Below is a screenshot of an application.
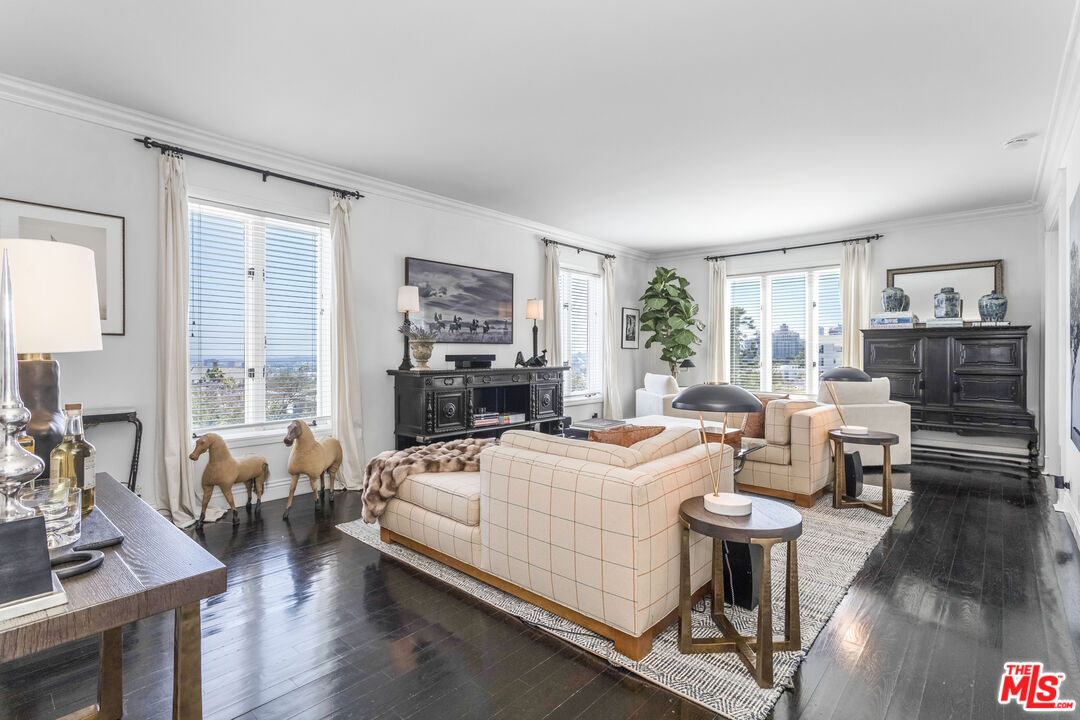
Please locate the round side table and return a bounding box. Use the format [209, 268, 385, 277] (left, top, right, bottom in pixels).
[677, 495, 802, 688]
[828, 429, 899, 516]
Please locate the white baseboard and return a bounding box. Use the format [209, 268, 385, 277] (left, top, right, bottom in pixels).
[1054, 488, 1080, 551]
[202, 471, 355, 513]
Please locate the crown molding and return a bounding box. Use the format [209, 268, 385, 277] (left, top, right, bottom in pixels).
[1033, 0, 1080, 205]
[648, 201, 1042, 263]
[0, 72, 647, 262]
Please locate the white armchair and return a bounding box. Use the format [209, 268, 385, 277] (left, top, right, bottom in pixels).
[634, 372, 681, 417]
[817, 376, 911, 465]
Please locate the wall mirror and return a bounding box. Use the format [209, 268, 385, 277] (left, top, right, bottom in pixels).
[886, 259, 1003, 321]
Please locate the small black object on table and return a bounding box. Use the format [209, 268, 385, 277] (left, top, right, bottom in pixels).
[84, 407, 142, 492]
[829, 429, 899, 516]
[678, 495, 802, 688]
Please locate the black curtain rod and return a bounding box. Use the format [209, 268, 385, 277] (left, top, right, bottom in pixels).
[704, 233, 881, 262]
[542, 237, 615, 260]
[133, 136, 363, 199]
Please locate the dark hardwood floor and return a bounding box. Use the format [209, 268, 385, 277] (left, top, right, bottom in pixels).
[2, 463, 1079, 719]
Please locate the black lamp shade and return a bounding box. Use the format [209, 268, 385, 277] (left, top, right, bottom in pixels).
[820, 366, 872, 383]
[680, 359, 695, 369]
[671, 382, 763, 413]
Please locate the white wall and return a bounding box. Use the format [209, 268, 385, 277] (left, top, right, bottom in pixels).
[0, 96, 651, 514]
[644, 209, 1045, 430]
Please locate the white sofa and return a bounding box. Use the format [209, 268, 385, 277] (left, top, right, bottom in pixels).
[817, 376, 911, 465]
[379, 427, 732, 660]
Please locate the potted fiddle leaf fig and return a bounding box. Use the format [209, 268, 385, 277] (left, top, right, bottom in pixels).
[639, 267, 704, 376]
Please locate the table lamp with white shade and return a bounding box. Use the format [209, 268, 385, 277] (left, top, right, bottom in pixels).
[672, 382, 763, 515]
[0, 239, 103, 464]
[525, 298, 543, 363]
[397, 285, 420, 371]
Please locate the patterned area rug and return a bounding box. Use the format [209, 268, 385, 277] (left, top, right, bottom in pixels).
[337, 486, 911, 720]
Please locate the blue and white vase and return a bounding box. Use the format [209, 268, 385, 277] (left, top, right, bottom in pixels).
[881, 287, 907, 312]
[934, 287, 962, 318]
[978, 290, 1008, 321]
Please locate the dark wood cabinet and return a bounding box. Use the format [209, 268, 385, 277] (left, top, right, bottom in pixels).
[388, 366, 571, 449]
[862, 326, 1038, 471]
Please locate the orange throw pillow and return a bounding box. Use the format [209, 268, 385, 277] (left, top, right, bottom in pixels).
[589, 425, 665, 448]
[742, 394, 788, 439]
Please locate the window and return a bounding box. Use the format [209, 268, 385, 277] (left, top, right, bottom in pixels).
[558, 268, 604, 400]
[727, 267, 841, 395]
[189, 201, 332, 433]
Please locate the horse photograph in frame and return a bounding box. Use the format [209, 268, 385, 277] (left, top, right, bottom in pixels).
[405, 257, 514, 344]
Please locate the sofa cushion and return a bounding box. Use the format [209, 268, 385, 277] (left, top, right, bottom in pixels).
[630, 427, 702, 462]
[740, 437, 791, 466]
[643, 372, 679, 395]
[589, 424, 665, 447]
[742, 393, 789, 438]
[764, 399, 820, 445]
[817, 375, 891, 404]
[499, 430, 644, 467]
[396, 471, 481, 526]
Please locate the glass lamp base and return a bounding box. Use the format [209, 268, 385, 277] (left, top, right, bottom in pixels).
[0, 488, 34, 522]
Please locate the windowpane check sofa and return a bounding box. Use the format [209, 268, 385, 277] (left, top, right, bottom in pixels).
[378, 427, 732, 659]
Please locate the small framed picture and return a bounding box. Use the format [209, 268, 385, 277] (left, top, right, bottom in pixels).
[621, 307, 640, 349]
[0, 197, 125, 335]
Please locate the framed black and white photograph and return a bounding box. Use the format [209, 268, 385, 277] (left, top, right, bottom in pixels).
[0, 197, 125, 335]
[621, 306, 640, 349]
[1070, 190, 1080, 452]
[405, 257, 513, 343]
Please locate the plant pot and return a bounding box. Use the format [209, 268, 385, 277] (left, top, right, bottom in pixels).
[409, 340, 434, 370]
[933, 287, 961, 318]
[978, 290, 1008, 321]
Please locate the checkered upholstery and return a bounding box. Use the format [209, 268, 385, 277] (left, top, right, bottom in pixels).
[381, 498, 483, 566]
[396, 471, 481, 526]
[627, 427, 701, 462]
[479, 441, 732, 637]
[739, 403, 841, 497]
[500, 430, 645, 467]
[740, 437, 791, 465]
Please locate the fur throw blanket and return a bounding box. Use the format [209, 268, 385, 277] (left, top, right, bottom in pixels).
[362, 437, 497, 523]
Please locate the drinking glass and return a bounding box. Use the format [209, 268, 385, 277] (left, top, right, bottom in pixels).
[18, 478, 81, 549]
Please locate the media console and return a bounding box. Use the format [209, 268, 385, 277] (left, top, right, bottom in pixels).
[387, 366, 570, 450]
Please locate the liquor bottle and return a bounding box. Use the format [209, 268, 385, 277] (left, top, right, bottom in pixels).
[50, 403, 96, 516]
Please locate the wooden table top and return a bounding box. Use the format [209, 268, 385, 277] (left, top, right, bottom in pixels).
[828, 429, 900, 446]
[0, 474, 226, 662]
[679, 495, 802, 542]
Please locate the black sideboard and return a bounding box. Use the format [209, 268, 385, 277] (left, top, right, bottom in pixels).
[862, 326, 1038, 472]
[387, 366, 570, 450]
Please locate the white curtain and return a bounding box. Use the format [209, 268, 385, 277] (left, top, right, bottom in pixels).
[601, 257, 624, 419]
[542, 243, 562, 365]
[841, 240, 872, 368]
[706, 259, 727, 382]
[330, 196, 366, 489]
[158, 154, 210, 527]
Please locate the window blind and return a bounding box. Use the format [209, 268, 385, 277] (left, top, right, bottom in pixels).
[189, 202, 332, 433]
[559, 269, 604, 399]
[769, 273, 807, 393]
[815, 269, 843, 379]
[728, 277, 762, 390]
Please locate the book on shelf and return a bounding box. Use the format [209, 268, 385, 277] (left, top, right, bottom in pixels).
[925, 318, 966, 327]
[968, 320, 1012, 327]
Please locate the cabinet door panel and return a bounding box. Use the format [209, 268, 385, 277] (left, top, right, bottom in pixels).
[953, 338, 1023, 372]
[866, 338, 923, 369]
[952, 376, 1023, 409]
[434, 390, 467, 431]
[874, 371, 923, 403]
[531, 383, 560, 419]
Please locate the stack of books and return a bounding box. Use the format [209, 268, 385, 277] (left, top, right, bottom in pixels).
[925, 317, 966, 328]
[870, 312, 917, 329]
[474, 411, 500, 427]
[968, 320, 1011, 327]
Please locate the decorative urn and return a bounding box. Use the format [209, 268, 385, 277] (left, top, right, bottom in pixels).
[933, 287, 962, 318]
[978, 290, 1008, 321]
[881, 286, 908, 312]
[409, 340, 434, 370]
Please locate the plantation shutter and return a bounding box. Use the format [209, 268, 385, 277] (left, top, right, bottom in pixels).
[559, 269, 603, 399]
[189, 201, 332, 433]
[769, 273, 807, 393]
[728, 277, 762, 391]
[814, 269, 843, 380]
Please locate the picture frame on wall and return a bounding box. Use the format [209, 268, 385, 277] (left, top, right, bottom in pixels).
[405, 257, 514, 343]
[1069, 190, 1080, 452]
[621, 307, 640, 349]
[0, 197, 125, 335]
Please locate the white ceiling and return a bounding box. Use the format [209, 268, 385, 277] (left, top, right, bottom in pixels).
[0, 1, 1075, 252]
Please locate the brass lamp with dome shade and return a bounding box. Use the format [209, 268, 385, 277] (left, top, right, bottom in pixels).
[671, 382, 762, 516]
[820, 365, 874, 497]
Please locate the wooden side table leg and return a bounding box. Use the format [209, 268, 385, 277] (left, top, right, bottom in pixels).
[711, 539, 725, 622]
[882, 444, 893, 517]
[98, 626, 123, 720]
[678, 522, 692, 652]
[753, 538, 775, 687]
[784, 540, 800, 648]
[173, 602, 203, 720]
[832, 438, 845, 508]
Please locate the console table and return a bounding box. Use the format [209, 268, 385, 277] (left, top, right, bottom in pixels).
[862, 326, 1038, 472]
[0, 474, 226, 719]
[387, 366, 571, 449]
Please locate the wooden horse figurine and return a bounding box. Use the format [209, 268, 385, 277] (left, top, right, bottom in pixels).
[189, 433, 269, 528]
[282, 419, 343, 519]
